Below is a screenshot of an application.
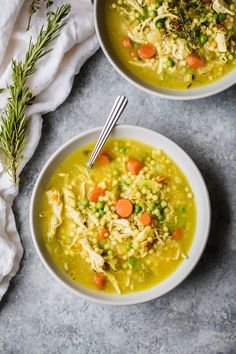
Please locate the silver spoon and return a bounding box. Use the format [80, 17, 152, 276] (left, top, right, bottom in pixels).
[87, 95, 128, 168]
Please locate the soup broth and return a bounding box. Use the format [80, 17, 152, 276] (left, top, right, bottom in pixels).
[40, 138, 196, 294]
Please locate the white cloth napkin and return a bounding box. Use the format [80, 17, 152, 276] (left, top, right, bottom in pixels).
[0, 0, 99, 300]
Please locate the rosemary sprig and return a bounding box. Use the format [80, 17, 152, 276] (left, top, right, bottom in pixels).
[27, 0, 55, 30]
[27, 0, 41, 31]
[0, 4, 71, 184]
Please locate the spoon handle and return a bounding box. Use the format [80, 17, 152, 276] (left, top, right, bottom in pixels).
[87, 95, 128, 168]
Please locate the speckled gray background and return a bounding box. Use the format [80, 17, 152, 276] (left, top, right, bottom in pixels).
[0, 50, 235, 354]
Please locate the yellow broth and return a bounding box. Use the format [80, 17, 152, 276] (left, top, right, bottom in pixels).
[104, 1, 236, 90]
[40, 138, 196, 294]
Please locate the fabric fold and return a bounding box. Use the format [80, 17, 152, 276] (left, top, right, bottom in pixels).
[0, 0, 99, 301]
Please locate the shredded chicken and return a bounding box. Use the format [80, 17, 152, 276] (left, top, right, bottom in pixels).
[64, 188, 86, 229]
[80, 238, 105, 272]
[103, 271, 121, 294]
[213, 0, 234, 15]
[172, 39, 190, 60]
[109, 219, 134, 241]
[46, 189, 63, 239]
[127, 0, 144, 14]
[215, 31, 227, 52]
[79, 238, 121, 294]
[133, 226, 152, 249]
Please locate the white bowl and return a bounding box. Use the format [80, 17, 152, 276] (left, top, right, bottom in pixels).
[94, 0, 236, 100]
[30, 125, 211, 305]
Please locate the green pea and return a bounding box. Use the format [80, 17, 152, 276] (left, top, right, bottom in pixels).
[179, 206, 186, 213]
[133, 42, 140, 49]
[99, 209, 106, 217]
[156, 204, 164, 211]
[134, 204, 142, 214]
[218, 13, 226, 22]
[213, 13, 218, 22]
[149, 10, 157, 19]
[121, 181, 129, 190]
[158, 215, 165, 221]
[138, 15, 145, 23]
[156, 1, 162, 9]
[81, 197, 89, 207]
[128, 257, 137, 267]
[167, 58, 175, 67]
[200, 34, 208, 45]
[150, 203, 157, 212]
[119, 146, 127, 153]
[156, 19, 165, 29]
[96, 201, 104, 210]
[125, 243, 132, 251]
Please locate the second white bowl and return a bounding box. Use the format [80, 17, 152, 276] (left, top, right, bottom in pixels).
[94, 0, 236, 100]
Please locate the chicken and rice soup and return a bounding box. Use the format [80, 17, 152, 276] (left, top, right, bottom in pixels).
[40, 138, 196, 294]
[105, 0, 236, 89]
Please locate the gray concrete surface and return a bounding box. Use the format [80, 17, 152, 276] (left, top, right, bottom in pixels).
[0, 50, 236, 354]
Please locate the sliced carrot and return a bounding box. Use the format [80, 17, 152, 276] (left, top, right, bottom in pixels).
[172, 228, 184, 240]
[73, 242, 81, 250]
[186, 54, 205, 69]
[123, 36, 132, 48]
[87, 188, 105, 202]
[97, 152, 110, 165]
[116, 199, 133, 218]
[139, 213, 152, 226]
[127, 159, 144, 175]
[99, 227, 109, 240]
[138, 43, 157, 59]
[51, 194, 58, 201]
[94, 273, 106, 290]
[156, 175, 169, 184]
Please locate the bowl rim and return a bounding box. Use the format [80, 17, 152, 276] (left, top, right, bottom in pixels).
[30, 125, 211, 305]
[94, 0, 236, 100]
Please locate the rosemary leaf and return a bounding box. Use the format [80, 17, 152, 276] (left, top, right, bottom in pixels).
[27, 0, 41, 31]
